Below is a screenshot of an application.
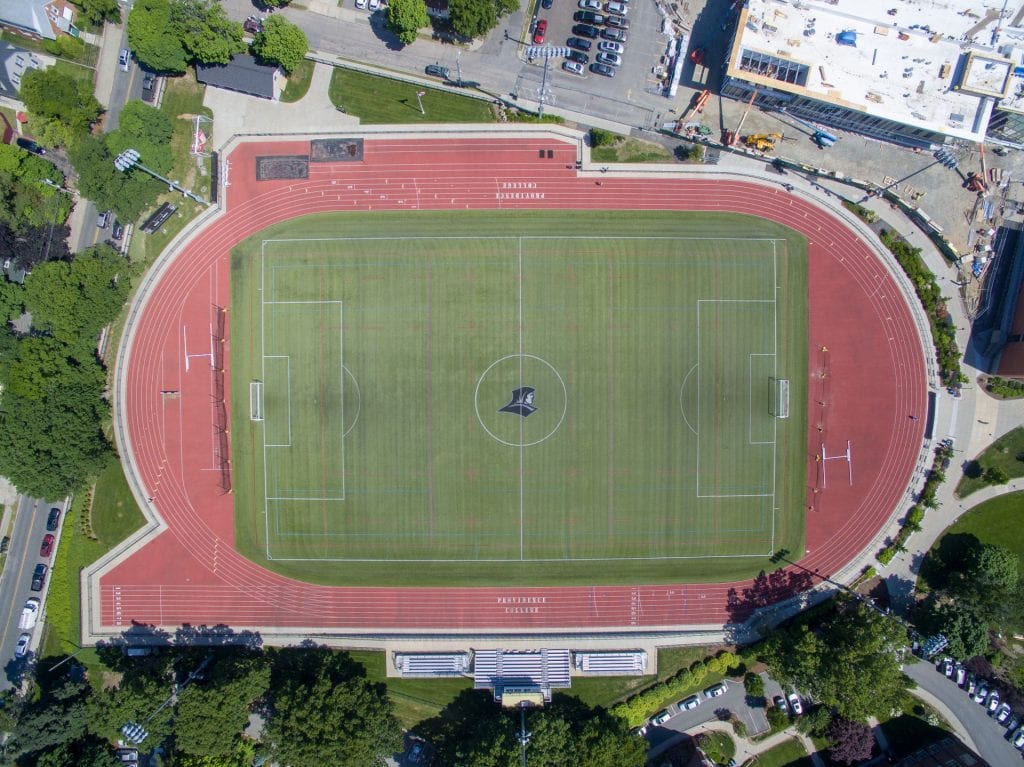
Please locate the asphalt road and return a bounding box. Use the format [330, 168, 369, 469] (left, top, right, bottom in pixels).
[906, 660, 1024, 767]
[0, 496, 60, 690]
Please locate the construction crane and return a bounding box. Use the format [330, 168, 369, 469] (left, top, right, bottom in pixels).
[723, 90, 757, 147]
[744, 133, 783, 151]
[674, 89, 711, 133]
[776, 108, 837, 148]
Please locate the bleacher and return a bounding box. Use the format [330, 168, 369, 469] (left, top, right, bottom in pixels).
[573, 650, 648, 675]
[473, 648, 571, 702]
[394, 652, 470, 678]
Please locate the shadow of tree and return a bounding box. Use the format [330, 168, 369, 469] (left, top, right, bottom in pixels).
[917, 532, 981, 592]
[726, 568, 816, 621]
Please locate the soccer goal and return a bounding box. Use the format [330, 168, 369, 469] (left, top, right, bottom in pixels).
[772, 378, 790, 419]
[250, 381, 264, 422]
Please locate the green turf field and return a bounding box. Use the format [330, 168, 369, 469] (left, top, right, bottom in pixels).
[230, 211, 808, 586]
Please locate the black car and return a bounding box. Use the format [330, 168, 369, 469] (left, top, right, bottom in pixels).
[46, 507, 60, 531]
[572, 23, 600, 38]
[541, 0, 553, 7]
[30, 563, 47, 592]
[112, 220, 125, 240]
[567, 36, 592, 50]
[15, 137, 45, 155]
[589, 62, 615, 77]
[573, 10, 604, 23]
[567, 50, 589, 65]
[425, 63, 450, 79]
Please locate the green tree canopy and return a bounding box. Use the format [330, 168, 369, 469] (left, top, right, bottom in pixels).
[68, 134, 164, 221]
[86, 668, 176, 746]
[252, 15, 309, 73]
[19, 67, 102, 142]
[386, 0, 430, 45]
[106, 100, 174, 175]
[264, 649, 402, 767]
[916, 598, 989, 660]
[73, 0, 122, 25]
[762, 598, 909, 721]
[171, 0, 246, 65]
[24, 245, 134, 347]
[448, 0, 517, 38]
[0, 143, 70, 234]
[128, 0, 189, 73]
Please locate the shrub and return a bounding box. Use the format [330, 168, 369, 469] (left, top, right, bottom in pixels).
[744, 672, 765, 697]
[766, 705, 790, 731]
[986, 376, 1024, 399]
[590, 128, 619, 147]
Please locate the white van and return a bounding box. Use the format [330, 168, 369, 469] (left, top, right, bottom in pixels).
[18, 598, 39, 630]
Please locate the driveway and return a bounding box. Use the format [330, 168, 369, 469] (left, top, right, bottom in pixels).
[906, 660, 1023, 767]
[643, 676, 773, 745]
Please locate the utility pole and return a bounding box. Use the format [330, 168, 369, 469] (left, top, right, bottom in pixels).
[524, 46, 567, 117]
[456, 50, 463, 88]
[415, 90, 426, 115]
[113, 149, 209, 206]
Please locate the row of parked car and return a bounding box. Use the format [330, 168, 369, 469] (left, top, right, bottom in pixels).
[938, 657, 1024, 749]
[563, 0, 631, 77]
[14, 507, 60, 659]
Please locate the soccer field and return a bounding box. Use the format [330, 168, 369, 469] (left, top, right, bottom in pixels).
[230, 211, 808, 586]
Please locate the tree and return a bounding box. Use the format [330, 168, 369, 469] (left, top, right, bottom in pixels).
[448, 0, 517, 39]
[106, 100, 174, 175]
[73, 0, 122, 24]
[24, 244, 135, 347]
[68, 135, 164, 222]
[386, 0, 429, 45]
[984, 465, 1009, 485]
[261, 0, 293, 6]
[86, 669, 176, 746]
[264, 649, 401, 767]
[761, 598, 909, 721]
[11, 678, 91, 760]
[175, 652, 271, 758]
[967, 543, 1019, 593]
[19, 67, 102, 142]
[252, 15, 309, 73]
[128, 0, 189, 73]
[915, 597, 989, 659]
[743, 672, 765, 698]
[170, 0, 246, 65]
[825, 717, 874, 765]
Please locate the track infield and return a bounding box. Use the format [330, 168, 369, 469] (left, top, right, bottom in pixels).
[230, 211, 808, 584]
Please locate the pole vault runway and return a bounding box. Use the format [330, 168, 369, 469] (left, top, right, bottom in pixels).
[84, 130, 928, 640]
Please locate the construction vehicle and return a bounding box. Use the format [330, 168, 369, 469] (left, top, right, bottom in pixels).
[743, 133, 783, 151]
[674, 89, 712, 132]
[723, 90, 757, 147]
[776, 108, 836, 148]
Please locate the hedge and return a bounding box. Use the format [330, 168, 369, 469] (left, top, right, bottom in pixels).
[611, 650, 740, 726]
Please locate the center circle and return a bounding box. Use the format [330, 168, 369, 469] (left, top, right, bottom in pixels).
[474, 354, 567, 447]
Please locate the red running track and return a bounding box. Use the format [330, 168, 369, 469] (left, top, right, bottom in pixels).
[93, 135, 926, 635]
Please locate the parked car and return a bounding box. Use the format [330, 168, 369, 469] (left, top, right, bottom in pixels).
[574, 10, 604, 23]
[679, 694, 701, 710]
[773, 695, 786, 710]
[1006, 714, 1020, 734]
[966, 673, 977, 695]
[606, 1, 628, 13]
[703, 682, 727, 699]
[15, 137, 45, 155]
[542, 0, 553, 7]
[605, 13, 630, 27]
[573, 23, 600, 38]
[596, 51, 622, 66]
[18, 598, 39, 630]
[973, 682, 989, 703]
[355, 0, 367, 8]
[589, 62, 615, 76]
[988, 691, 1002, 713]
[651, 709, 671, 725]
[955, 664, 966, 686]
[787, 692, 803, 716]
[941, 657, 954, 677]
[598, 40, 624, 54]
[243, 15, 263, 33]
[30, 563, 47, 591]
[1014, 727, 1024, 749]
[578, 0, 602, 8]
[46, 507, 61, 531]
[114, 749, 139, 764]
[96, 210, 111, 230]
[14, 633, 30, 658]
[996, 703, 1013, 724]
[368, 0, 380, 9]
[567, 50, 588, 64]
[562, 60, 585, 75]
[567, 36, 593, 50]
[425, 63, 450, 79]
[601, 27, 628, 42]
[532, 19, 548, 43]
[39, 534, 54, 558]
[112, 220, 125, 241]
[119, 48, 130, 72]
[407, 740, 425, 763]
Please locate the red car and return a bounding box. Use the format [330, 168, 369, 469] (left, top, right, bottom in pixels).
[40, 534, 54, 558]
[532, 19, 547, 43]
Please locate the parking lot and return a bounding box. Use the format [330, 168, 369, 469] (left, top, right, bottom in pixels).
[514, 0, 674, 124]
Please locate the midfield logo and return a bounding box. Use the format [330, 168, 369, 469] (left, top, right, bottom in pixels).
[499, 386, 537, 418]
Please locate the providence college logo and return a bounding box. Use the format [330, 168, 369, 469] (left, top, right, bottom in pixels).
[499, 386, 537, 418]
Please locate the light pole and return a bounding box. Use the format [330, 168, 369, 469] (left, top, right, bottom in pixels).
[415, 90, 426, 116]
[113, 148, 209, 206]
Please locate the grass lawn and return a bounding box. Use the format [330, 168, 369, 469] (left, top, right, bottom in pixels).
[349, 650, 471, 728]
[591, 137, 673, 163]
[280, 59, 315, 103]
[328, 67, 495, 123]
[1, 31, 99, 67]
[568, 646, 711, 708]
[42, 461, 146, 679]
[753, 738, 808, 767]
[956, 426, 1024, 497]
[699, 730, 735, 763]
[230, 210, 807, 587]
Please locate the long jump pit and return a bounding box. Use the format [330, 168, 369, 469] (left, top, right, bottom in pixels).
[82, 126, 930, 647]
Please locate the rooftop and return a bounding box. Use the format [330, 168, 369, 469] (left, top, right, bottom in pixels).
[728, 0, 1024, 141]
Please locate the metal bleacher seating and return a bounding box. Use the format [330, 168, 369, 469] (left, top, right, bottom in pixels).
[394, 652, 470, 678]
[573, 650, 648, 675]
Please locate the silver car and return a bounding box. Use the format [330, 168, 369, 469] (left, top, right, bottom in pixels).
[596, 51, 622, 67]
[598, 40, 624, 54]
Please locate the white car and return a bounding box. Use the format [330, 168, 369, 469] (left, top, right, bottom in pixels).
[987, 691, 1001, 713]
[355, 0, 368, 8]
[996, 703, 1013, 724]
[651, 709, 671, 725]
[703, 682, 727, 699]
[562, 61, 585, 75]
[1014, 727, 1024, 749]
[787, 692, 803, 716]
[606, 1, 628, 13]
[941, 657, 954, 677]
[955, 664, 966, 686]
[596, 51, 621, 67]
[18, 598, 39, 630]
[973, 682, 989, 703]
[598, 40, 624, 54]
[119, 48, 130, 72]
[368, 0, 381, 8]
[679, 694, 701, 710]
[578, 0, 602, 8]
[14, 633, 30, 658]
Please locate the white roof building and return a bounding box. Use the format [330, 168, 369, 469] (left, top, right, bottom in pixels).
[722, 0, 1024, 147]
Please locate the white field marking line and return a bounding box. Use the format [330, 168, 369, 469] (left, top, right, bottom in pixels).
[696, 300, 700, 497]
[518, 237, 524, 561]
[260, 245, 272, 560]
[748, 353, 776, 445]
[678, 364, 698, 436]
[266, 495, 346, 502]
[183, 324, 189, 373]
[262, 236, 784, 244]
[264, 300, 343, 305]
[770, 242, 778, 550]
[263, 356, 292, 447]
[264, 551, 778, 563]
[696, 492, 775, 499]
[339, 301, 346, 502]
